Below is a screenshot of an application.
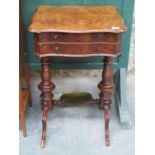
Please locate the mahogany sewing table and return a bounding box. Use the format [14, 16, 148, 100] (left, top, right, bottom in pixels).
[29, 5, 126, 148]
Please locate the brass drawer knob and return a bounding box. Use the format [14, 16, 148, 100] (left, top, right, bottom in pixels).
[54, 34, 58, 39]
[55, 46, 59, 51]
[97, 46, 103, 51]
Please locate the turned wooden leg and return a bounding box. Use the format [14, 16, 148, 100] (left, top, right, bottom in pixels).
[38, 57, 55, 148]
[98, 57, 114, 146]
[19, 75, 27, 137]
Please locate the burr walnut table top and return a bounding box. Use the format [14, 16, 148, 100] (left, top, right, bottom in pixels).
[29, 6, 126, 33]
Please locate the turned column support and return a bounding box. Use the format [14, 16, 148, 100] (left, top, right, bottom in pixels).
[98, 56, 114, 146]
[38, 57, 55, 148]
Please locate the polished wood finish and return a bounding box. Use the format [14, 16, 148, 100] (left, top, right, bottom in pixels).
[38, 57, 55, 148]
[33, 32, 121, 57]
[34, 32, 120, 42]
[34, 41, 121, 57]
[29, 5, 126, 148]
[98, 57, 114, 145]
[29, 6, 126, 33]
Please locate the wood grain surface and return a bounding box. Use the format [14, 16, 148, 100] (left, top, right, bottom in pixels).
[29, 6, 126, 33]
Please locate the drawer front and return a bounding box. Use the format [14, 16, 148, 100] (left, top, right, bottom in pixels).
[34, 33, 120, 43]
[35, 42, 121, 56]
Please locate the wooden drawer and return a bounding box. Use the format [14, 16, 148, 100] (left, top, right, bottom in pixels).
[34, 33, 121, 43]
[35, 42, 121, 56]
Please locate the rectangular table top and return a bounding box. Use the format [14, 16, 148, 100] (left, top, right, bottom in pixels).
[29, 6, 126, 33]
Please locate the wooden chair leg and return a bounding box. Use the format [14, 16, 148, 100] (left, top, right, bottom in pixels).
[19, 75, 27, 137]
[25, 64, 32, 107]
[20, 112, 27, 137]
